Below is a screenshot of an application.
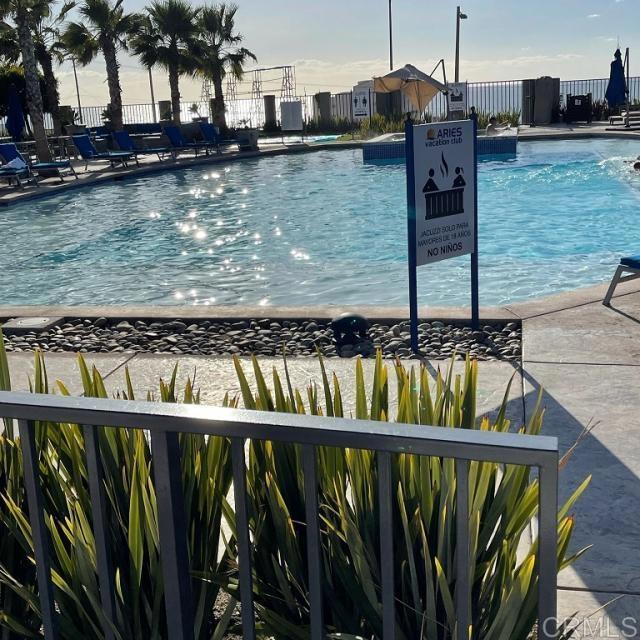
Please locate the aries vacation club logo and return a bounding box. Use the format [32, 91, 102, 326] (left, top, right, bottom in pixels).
[422, 152, 466, 220]
[424, 125, 464, 147]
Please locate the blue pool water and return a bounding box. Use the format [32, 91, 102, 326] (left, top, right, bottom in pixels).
[3, 138, 640, 307]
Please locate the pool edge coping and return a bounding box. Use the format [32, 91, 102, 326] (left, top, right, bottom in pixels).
[2, 280, 639, 324]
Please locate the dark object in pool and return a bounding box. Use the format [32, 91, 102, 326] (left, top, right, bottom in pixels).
[331, 313, 370, 353]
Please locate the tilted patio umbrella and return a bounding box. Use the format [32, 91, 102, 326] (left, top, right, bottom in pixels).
[5, 84, 25, 142]
[605, 48, 627, 108]
[373, 63, 448, 114]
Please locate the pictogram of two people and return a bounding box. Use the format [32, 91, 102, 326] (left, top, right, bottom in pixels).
[423, 166, 466, 193]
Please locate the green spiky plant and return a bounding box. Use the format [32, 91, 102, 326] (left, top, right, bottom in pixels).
[0, 330, 589, 639]
[224, 353, 590, 639]
[0, 332, 235, 639]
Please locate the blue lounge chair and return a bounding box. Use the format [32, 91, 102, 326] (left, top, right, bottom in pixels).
[112, 130, 172, 161]
[603, 255, 640, 305]
[72, 134, 137, 170]
[162, 125, 212, 156]
[0, 142, 77, 182]
[198, 122, 222, 154]
[0, 163, 32, 189]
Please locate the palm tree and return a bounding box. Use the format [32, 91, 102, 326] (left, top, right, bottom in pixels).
[0, 0, 52, 159]
[195, 3, 256, 131]
[130, 0, 200, 124]
[33, 0, 74, 134]
[0, 20, 19, 63]
[62, 0, 139, 130]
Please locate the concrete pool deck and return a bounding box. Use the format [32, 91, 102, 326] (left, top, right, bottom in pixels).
[3, 120, 640, 208]
[3, 280, 640, 633]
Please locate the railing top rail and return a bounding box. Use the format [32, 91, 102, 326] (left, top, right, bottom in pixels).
[0, 390, 557, 466]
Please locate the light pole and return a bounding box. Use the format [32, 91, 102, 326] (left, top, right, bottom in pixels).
[388, 0, 394, 71]
[71, 58, 83, 124]
[455, 6, 468, 82]
[147, 67, 157, 122]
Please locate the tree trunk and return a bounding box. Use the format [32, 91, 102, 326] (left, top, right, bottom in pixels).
[212, 74, 227, 131]
[15, 15, 51, 160]
[38, 50, 62, 136]
[101, 37, 123, 130]
[169, 63, 181, 124]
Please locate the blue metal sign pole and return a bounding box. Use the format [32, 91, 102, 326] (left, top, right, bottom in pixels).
[406, 116, 419, 353]
[470, 108, 480, 329]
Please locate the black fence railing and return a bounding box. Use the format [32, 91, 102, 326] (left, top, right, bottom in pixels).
[3, 76, 640, 137]
[0, 390, 560, 640]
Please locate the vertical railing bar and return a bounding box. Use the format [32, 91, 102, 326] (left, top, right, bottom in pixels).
[151, 431, 194, 640]
[18, 419, 58, 640]
[302, 444, 324, 640]
[378, 451, 395, 640]
[231, 437, 256, 640]
[83, 424, 116, 640]
[538, 461, 558, 640]
[455, 459, 470, 640]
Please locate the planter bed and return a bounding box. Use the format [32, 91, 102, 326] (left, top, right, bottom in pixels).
[1, 317, 521, 360]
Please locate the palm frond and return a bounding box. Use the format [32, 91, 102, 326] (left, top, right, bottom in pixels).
[61, 20, 99, 65]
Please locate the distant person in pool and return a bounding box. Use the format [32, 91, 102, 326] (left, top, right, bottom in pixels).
[624, 156, 640, 170]
[486, 116, 512, 136]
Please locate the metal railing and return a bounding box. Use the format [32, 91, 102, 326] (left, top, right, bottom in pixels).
[3, 75, 640, 137]
[67, 75, 640, 131]
[0, 390, 559, 640]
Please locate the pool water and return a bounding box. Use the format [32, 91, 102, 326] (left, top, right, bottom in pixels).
[3, 138, 640, 307]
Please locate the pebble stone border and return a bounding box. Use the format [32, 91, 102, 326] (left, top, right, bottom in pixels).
[1, 317, 522, 360]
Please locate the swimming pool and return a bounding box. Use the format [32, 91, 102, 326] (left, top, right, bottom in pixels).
[3, 138, 640, 307]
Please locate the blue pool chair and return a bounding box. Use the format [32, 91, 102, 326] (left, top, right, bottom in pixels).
[603, 255, 640, 305]
[72, 134, 137, 170]
[0, 162, 32, 188]
[163, 125, 211, 156]
[0, 142, 77, 182]
[198, 122, 222, 154]
[112, 130, 172, 161]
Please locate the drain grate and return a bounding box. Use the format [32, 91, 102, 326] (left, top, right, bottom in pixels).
[1, 316, 64, 335]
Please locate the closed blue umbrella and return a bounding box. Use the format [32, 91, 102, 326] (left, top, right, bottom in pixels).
[605, 49, 627, 108]
[5, 84, 25, 142]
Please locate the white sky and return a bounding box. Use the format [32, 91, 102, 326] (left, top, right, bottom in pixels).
[55, 0, 639, 108]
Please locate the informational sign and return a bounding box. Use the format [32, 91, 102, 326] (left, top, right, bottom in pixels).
[281, 100, 303, 131]
[412, 120, 476, 266]
[447, 82, 468, 113]
[405, 117, 479, 351]
[352, 86, 372, 120]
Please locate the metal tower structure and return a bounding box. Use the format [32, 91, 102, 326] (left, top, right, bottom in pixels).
[200, 79, 212, 104]
[199, 66, 296, 128]
[248, 65, 297, 127]
[225, 76, 239, 127]
[250, 69, 264, 127]
[280, 66, 296, 100]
